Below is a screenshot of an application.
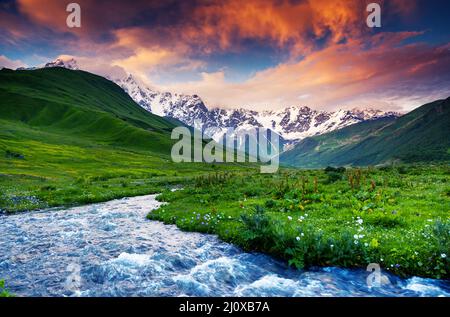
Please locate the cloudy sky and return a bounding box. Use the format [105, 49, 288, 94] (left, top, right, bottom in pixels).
[1, 0, 449, 111]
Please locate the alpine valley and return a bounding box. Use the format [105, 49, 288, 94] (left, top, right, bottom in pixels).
[1, 57, 449, 294]
[2, 1, 450, 299]
[42, 58, 400, 148]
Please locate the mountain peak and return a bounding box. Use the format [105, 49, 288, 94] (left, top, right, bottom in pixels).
[44, 57, 79, 70]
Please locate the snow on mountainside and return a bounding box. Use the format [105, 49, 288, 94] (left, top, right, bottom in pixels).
[113, 74, 211, 130]
[41, 58, 400, 146]
[44, 58, 79, 70]
[114, 73, 399, 144]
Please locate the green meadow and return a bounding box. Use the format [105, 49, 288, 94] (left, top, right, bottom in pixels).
[0, 118, 250, 212]
[148, 165, 450, 279]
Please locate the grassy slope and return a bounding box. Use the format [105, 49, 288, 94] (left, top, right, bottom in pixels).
[281, 98, 450, 168]
[281, 117, 397, 168]
[0, 68, 251, 212]
[0, 67, 176, 153]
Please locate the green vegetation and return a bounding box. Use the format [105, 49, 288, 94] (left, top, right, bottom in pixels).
[281, 98, 450, 168]
[1, 68, 448, 282]
[0, 67, 176, 153]
[0, 113, 247, 212]
[0, 68, 250, 212]
[148, 164, 450, 279]
[0, 280, 12, 297]
[0, 132, 244, 212]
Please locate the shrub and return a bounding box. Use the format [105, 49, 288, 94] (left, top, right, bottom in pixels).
[155, 190, 175, 202]
[264, 199, 276, 208]
[325, 171, 342, 183]
[365, 214, 405, 228]
[397, 166, 409, 174]
[40, 185, 56, 191]
[324, 166, 345, 173]
[0, 280, 12, 297]
[324, 166, 346, 183]
[5, 150, 24, 159]
[432, 219, 450, 255]
[240, 205, 273, 249]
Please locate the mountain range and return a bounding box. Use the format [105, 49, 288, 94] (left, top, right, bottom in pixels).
[2, 62, 448, 168]
[42, 58, 400, 148]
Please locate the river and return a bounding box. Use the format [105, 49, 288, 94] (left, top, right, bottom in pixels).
[0, 194, 448, 297]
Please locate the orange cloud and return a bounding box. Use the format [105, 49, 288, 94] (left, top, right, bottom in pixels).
[161, 33, 450, 111]
[165, 0, 365, 54]
[17, 0, 67, 29]
[155, 0, 418, 55]
[13, 0, 418, 54]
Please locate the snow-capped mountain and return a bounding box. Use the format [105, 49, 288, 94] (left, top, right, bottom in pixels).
[252, 106, 399, 141]
[41, 58, 400, 147]
[114, 73, 399, 145]
[44, 58, 79, 70]
[113, 74, 212, 131]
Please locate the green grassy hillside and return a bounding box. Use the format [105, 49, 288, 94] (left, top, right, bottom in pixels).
[0, 68, 249, 212]
[281, 98, 450, 168]
[0, 67, 177, 153]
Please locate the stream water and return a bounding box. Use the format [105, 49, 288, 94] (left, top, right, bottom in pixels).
[0, 194, 448, 297]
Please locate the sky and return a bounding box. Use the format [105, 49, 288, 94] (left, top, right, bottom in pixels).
[0, 0, 449, 112]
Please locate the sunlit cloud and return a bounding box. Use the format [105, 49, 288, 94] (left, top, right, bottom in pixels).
[0, 55, 27, 69]
[162, 33, 450, 111]
[1, 0, 449, 111]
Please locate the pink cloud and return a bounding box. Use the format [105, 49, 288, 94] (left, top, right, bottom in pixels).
[161, 33, 450, 111]
[0, 55, 26, 69]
